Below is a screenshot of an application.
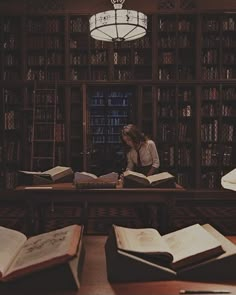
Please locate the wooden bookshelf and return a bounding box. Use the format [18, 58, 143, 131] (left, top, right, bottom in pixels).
[0, 88, 23, 189]
[0, 0, 236, 190]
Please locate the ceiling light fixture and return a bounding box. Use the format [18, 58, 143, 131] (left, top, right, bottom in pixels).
[89, 0, 147, 42]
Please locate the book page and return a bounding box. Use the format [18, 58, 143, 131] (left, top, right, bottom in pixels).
[147, 172, 174, 183]
[113, 225, 171, 254]
[19, 170, 44, 175]
[74, 171, 98, 181]
[221, 169, 236, 191]
[123, 170, 146, 179]
[0, 227, 26, 276]
[123, 170, 149, 184]
[163, 224, 223, 269]
[43, 166, 72, 177]
[5, 224, 81, 277]
[99, 172, 118, 182]
[221, 168, 236, 184]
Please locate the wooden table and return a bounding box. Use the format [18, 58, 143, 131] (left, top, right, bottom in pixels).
[14, 183, 184, 235]
[2, 235, 236, 295]
[80, 235, 236, 295]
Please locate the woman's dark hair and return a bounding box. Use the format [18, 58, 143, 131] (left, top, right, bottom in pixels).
[120, 124, 147, 149]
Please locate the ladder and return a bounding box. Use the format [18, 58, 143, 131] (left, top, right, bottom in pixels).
[30, 84, 58, 171]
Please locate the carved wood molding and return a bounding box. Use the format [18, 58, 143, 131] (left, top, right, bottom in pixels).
[25, 0, 65, 12]
[158, 0, 176, 10]
[180, 0, 196, 10]
[158, 0, 196, 10]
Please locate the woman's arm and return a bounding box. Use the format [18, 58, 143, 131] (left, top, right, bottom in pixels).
[147, 166, 157, 176]
[147, 140, 160, 176]
[126, 151, 134, 171]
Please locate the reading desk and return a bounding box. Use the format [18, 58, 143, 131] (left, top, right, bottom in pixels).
[14, 182, 184, 235]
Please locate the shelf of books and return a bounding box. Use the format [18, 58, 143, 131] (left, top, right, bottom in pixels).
[156, 14, 196, 81]
[1, 16, 22, 81]
[201, 15, 220, 80]
[221, 15, 236, 79]
[70, 86, 84, 171]
[155, 85, 195, 188]
[69, 15, 89, 80]
[140, 86, 154, 138]
[112, 15, 152, 81]
[25, 15, 65, 81]
[200, 85, 236, 189]
[87, 86, 136, 175]
[0, 91, 4, 190]
[0, 3, 236, 190]
[1, 88, 22, 189]
[23, 85, 66, 171]
[69, 15, 110, 81]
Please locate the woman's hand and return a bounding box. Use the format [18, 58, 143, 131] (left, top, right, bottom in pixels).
[147, 166, 157, 176]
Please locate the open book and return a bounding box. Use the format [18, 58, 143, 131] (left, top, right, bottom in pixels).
[19, 166, 74, 184]
[123, 170, 175, 188]
[74, 171, 118, 188]
[0, 224, 82, 282]
[221, 168, 236, 191]
[113, 224, 224, 270]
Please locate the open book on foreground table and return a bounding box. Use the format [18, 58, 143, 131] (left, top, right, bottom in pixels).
[106, 223, 236, 282]
[112, 224, 224, 270]
[123, 170, 175, 188]
[0, 224, 83, 286]
[19, 166, 74, 185]
[74, 171, 118, 188]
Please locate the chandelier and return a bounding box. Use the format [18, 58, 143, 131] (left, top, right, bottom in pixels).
[89, 0, 147, 42]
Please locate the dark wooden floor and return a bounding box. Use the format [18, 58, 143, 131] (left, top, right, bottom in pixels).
[0, 200, 236, 235]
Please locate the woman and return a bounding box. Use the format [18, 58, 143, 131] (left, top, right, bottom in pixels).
[120, 124, 160, 228]
[121, 124, 160, 176]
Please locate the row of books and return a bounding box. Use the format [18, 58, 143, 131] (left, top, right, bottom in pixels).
[3, 171, 18, 189]
[27, 36, 64, 49]
[27, 18, 63, 33]
[3, 71, 20, 80]
[159, 147, 193, 167]
[4, 111, 20, 130]
[28, 124, 65, 142]
[201, 122, 234, 141]
[158, 34, 193, 48]
[26, 69, 64, 81]
[201, 145, 233, 166]
[202, 87, 236, 100]
[27, 53, 64, 66]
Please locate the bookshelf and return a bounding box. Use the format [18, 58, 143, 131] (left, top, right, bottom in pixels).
[0, 0, 236, 190]
[1, 88, 22, 189]
[154, 86, 195, 188]
[1, 16, 22, 81]
[25, 15, 65, 81]
[87, 86, 136, 175]
[112, 15, 153, 81]
[200, 85, 236, 189]
[69, 86, 84, 171]
[157, 14, 196, 81]
[23, 84, 66, 171]
[221, 15, 236, 79]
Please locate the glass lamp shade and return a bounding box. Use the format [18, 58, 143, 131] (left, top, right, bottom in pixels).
[89, 9, 147, 42]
